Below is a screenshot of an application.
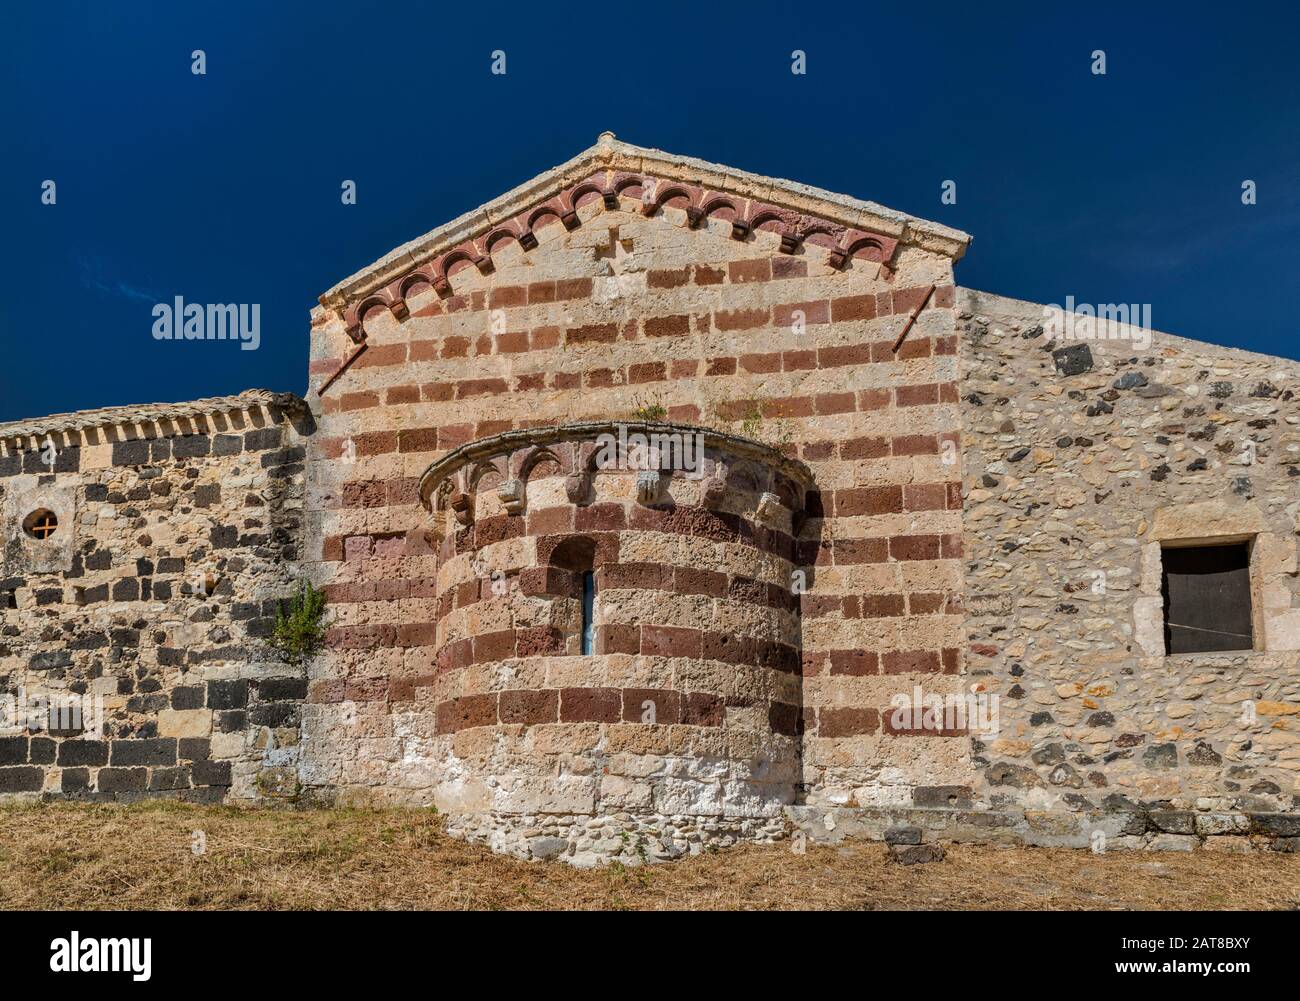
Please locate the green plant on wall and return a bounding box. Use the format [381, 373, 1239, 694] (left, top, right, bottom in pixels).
[630, 393, 668, 422]
[269, 578, 329, 664]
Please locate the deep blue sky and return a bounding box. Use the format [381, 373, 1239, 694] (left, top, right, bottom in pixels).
[3, 1, 1297, 423]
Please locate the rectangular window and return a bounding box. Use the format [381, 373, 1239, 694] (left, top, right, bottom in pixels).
[580, 570, 595, 656]
[1161, 542, 1253, 654]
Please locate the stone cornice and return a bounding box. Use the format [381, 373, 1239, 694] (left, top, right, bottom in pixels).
[0, 389, 307, 448]
[417, 420, 815, 514]
[318, 133, 973, 342]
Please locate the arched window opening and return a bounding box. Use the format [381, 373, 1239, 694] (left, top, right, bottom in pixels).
[580, 570, 595, 655]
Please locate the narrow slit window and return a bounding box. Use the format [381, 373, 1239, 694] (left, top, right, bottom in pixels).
[580, 570, 595, 655]
[1161, 542, 1253, 654]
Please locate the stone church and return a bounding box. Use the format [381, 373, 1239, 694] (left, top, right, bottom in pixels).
[2, 134, 1297, 863]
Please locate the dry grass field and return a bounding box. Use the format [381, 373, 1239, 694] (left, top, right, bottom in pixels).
[0, 801, 1295, 911]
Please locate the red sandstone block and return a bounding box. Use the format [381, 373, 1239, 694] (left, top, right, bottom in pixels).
[714, 308, 769, 332]
[575, 503, 627, 532]
[409, 340, 438, 361]
[945, 481, 963, 510]
[437, 424, 473, 448]
[668, 404, 701, 422]
[941, 534, 964, 558]
[372, 580, 408, 602]
[819, 707, 879, 738]
[840, 436, 891, 460]
[384, 385, 420, 405]
[761, 396, 815, 419]
[682, 691, 724, 727]
[740, 353, 781, 374]
[892, 434, 938, 456]
[908, 592, 947, 614]
[344, 677, 390, 702]
[387, 478, 420, 507]
[942, 648, 961, 674]
[437, 693, 499, 733]
[629, 361, 667, 383]
[321, 535, 344, 562]
[648, 268, 690, 289]
[515, 626, 565, 657]
[802, 441, 835, 463]
[896, 337, 932, 361]
[388, 678, 415, 703]
[814, 392, 856, 416]
[728, 259, 771, 283]
[343, 535, 373, 561]
[499, 689, 559, 725]
[817, 343, 872, 368]
[860, 593, 906, 618]
[644, 314, 690, 338]
[883, 650, 941, 674]
[560, 687, 621, 723]
[597, 624, 641, 655]
[706, 357, 738, 376]
[495, 331, 529, 354]
[830, 295, 877, 323]
[773, 300, 830, 327]
[437, 638, 472, 673]
[933, 285, 955, 308]
[309, 358, 339, 375]
[641, 625, 702, 659]
[354, 431, 397, 457]
[354, 342, 406, 368]
[457, 378, 508, 399]
[836, 486, 903, 517]
[527, 281, 557, 304]
[903, 483, 948, 511]
[694, 264, 726, 285]
[441, 336, 470, 358]
[398, 622, 437, 647]
[801, 595, 841, 618]
[853, 388, 891, 413]
[933, 335, 958, 356]
[395, 429, 436, 457]
[515, 372, 546, 393]
[600, 561, 663, 590]
[586, 368, 617, 389]
[867, 341, 893, 363]
[527, 506, 575, 536]
[939, 382, 958, 403]
[829, 649, 878, 676]
[622, 689, 682, 724]
[308, 679, 345, 704]
[422, 383, 453, 403]
[892, 286, 932, 315]
[802, 651, 829, 676]
[568, 323, 619, 345]
[530, 326, 562, 351]
[890, 534, 942, 561]
[341, 391, 380, 412]
[489, 285, 527, 308]
[668, 359, 697, 379]
[896, 383, 939, 407]
[552, 371, 580, 391]
[772, 257, 808, 279]
[672, 566, 728, 598]
[473, 629, 516, 664]
[833, 537, 888, 565]
[555, 277, 592, 300]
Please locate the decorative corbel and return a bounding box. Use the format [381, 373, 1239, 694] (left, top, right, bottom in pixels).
[497, 478, 526, 515]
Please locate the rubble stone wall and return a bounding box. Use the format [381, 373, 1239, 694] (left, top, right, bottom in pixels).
[959, 289, 1300, 818]
[0, 395, 312, 802]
